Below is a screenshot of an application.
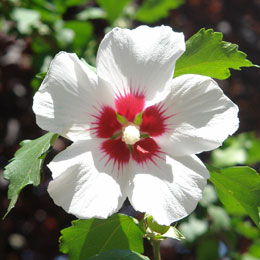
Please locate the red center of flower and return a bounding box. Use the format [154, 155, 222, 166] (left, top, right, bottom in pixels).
[91, 90, 170, 170]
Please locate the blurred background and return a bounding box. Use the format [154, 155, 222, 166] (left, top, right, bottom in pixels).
[0, 0, 260, 259]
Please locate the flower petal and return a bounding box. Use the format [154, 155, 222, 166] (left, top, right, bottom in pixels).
[96, 26, 185, 104]
[140, 103, 169, 136]
[101, 138, 130, 171]
[132, 138, 161, 165]
[47, 139, 128, 219]
[128, 154, 209, 225]
[91, 106, 121, 138]
[33, 52, 114, 141]
[156, 74, 239, 156]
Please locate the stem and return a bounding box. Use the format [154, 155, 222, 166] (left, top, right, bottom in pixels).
[151, 239, 161, 260]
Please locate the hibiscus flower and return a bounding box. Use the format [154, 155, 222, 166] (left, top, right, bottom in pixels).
[33, 25, 239, 225]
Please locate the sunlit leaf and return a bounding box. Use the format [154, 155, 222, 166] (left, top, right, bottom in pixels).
[136, 0, 184, 23]
[60, 214, 144, 260]
[209, 166, 260, 228]
[3, 132, 58, 218]
[35, 72, 47, 80]
[161, 226, 185, 240]
[89, 249, 149, 260]
[175, 28, 258, 80]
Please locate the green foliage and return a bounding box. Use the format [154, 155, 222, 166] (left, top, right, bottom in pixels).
[143, 214, 185, 241]
[96, 0, 131, 23]
[179, 215, 208, 242]
[59, 214, 144, 260]
[175, 28, 258, 80]
[11, 7, 40, 34]
[63, 21, 93, 54]
[211, 132, 260, 168]
[62, 0, 91, 7]
[35, 72, 47, 80]
[208, 205, 231, 231]
[3, 133, 58, 218]
[199, 184, 218, 207]
[146, 215, 170, 235]
[89, 249, 149, 260]
[2, 1, 260, 259]
[209, 166, 260, 228]
[135, 0, 184, 23]
[196, 239, 219, 260]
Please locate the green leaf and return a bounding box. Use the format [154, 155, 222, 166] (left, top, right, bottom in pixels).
[161, 226, 185, 240]
[146, 215, 170, 235]
[3, 132, 58, 218]
[209, 166, 260, 228]
[143, 214, 185, 241]
[175, 28, 258, 80]
[60, 214, 144, 260]
[35, 72, 47, 80]
[96, 0, 131, 23]
[233, 218, 260, 240]
[136, 0, 184, 23]
[89, 249, 149, 260]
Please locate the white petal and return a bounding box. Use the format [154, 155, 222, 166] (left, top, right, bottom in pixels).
[96, 25, 185, 104]
[156, 74, 239, 156]
[33, 52, 114, 141]
[47, 139, 128, 219]
[128, 154, 209, 225]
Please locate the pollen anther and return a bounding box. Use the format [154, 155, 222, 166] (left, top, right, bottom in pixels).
[122, 124, 140, 145]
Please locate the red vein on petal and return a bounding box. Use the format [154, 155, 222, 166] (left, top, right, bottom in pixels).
[101, 139, 130, 171]
[140, 102, 175, 137]
[132, 138, 162, 166]
[90, 105, 122, 138]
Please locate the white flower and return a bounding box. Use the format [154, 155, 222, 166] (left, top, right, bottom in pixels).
[33, 25, 239, 225]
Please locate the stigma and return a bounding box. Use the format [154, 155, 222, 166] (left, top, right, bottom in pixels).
[122, 124, 140, 145]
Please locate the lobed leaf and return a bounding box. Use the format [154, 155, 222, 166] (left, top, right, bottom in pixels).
[209, 166, 260, 228]
[59, 214, 144, 260]
[175, 28, 258, 80]
[3, 132, 58, 218]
